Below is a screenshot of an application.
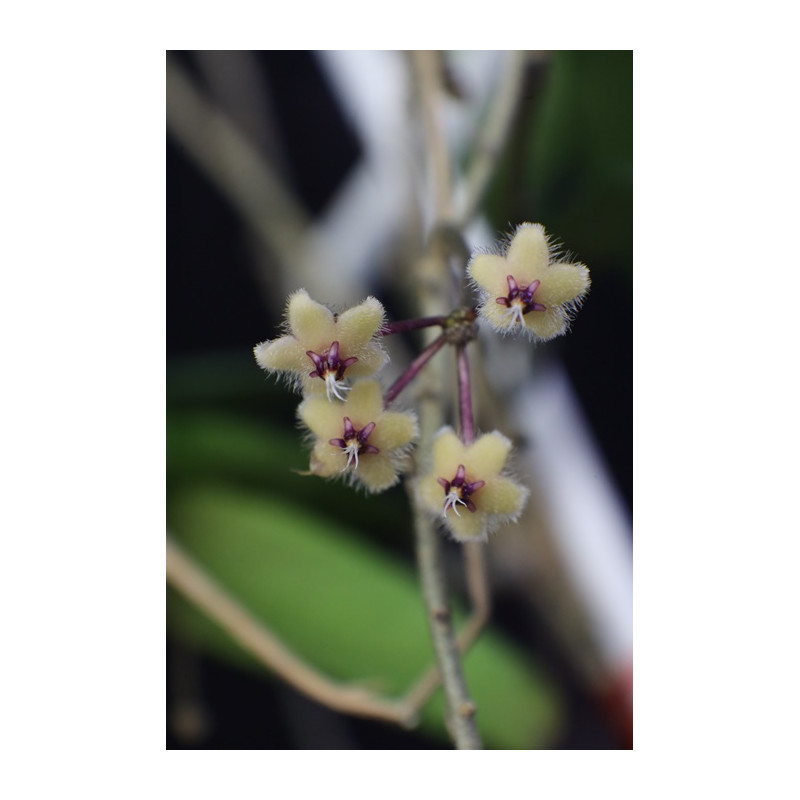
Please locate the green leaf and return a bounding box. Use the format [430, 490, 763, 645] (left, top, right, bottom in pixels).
[167, 410, 412, 535]
[167, 483, 562, 749]
[487, 51, 632, 273]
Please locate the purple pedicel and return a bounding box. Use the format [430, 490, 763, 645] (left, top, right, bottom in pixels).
[383, 333, 446, 406]
[380, 315, 448, 336]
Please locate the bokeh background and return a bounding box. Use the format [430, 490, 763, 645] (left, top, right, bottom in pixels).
[166, 50, 632, 749]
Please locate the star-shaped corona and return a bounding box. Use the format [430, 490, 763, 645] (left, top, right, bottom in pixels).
[417, 427, 528, 542]
[254, 289, 388, 400]
[297, 379, 419, 493]
[468, 222, 590, 341]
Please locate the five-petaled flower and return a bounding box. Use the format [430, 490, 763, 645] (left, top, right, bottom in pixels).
[468, 222, 590, 341]
[297, 379, 418, 493]
[254, 289, 388, 400]
[417, 427, 528, 542]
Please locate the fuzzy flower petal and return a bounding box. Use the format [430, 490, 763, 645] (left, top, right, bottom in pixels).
[462, 430, 513, 476]
[335, 297, 385, 351]
[309, 440, 348, 476]
[253, 336, 307, 372]
[438, 509, 486, 541]
[297, 379, 418, 493]
[476, 476, 528, 515]
[467, 254, 509, 298]
[254, 289, 388, 398]
[468, 222, 590, 341]
[534, 262, 591, 308]
[504, 223, 550, 282]
[287, 289, 337, 349]
[344, 344, 388, 379]
[417, 427, 528, 542]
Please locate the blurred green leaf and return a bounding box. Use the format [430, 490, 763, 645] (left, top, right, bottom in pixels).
[488, 50, 632, 271]
[167, 410, 412, 535]
[167, 483, 562, 749]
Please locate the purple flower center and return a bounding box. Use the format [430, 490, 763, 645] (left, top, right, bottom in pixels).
[495, 275, 546, 324]
[437, 464, 485, 516]
[329, 416, 380, 469]
[306, 341, 358, 401]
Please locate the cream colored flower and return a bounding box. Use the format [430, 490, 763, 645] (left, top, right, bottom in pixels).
[297, 379, 418, 493]
[417, 427, 528, 542]
[254, 289, 388, 400]
[468, 222, 590, 341]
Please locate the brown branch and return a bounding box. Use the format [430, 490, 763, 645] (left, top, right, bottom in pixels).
[406, 49, 484, 750]
[401, 541, 490, 713]
[166, 536, 416, 727]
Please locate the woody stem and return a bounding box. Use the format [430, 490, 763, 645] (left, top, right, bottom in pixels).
[409, 49, 483, 750]
[384, 333, 447, 406]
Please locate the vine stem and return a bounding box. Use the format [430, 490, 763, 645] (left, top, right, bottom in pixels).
[166, 536, 416, 726]
[401, 540, 490, 712]
[410, 49, 483, 750]
[411, 505, 482, 749]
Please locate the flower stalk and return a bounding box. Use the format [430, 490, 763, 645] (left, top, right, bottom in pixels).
[456, 345, 474, 446]
[383, 333, 447, 406]
[380, 316, 448, 336]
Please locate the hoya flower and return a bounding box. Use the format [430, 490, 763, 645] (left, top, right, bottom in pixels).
[418, 427, 528, 542]
[254, 289, 388, 401]
[468, 222, 590, 341]
[297, 379, 418, 493]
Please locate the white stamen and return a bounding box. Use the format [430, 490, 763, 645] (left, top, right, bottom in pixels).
[341, 442, 360, 471]
[442, 491, 467, 518]
[325, 372, 350, 402]
[502, 302, 526, 327]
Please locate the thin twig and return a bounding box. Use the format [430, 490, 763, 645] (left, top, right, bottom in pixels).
[461, 541, 491, 644]
[168, 530, 493, 731]
[401, 540, 490, 711]
[166, 536, 416, 727]
[456, 51, 528, 226]
[166, 57, 308, 275]
[408, 49, 483, 750]
[410, 506, 482, 749]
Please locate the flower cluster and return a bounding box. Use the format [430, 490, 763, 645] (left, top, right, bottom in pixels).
[468, 222, 590, 341]
[254, 289, 388, 400]
[253, 222, 589, 541]
[254, 289, 418, 493]
[298, 379, 418, 493]
[417, 428, 528, 542]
